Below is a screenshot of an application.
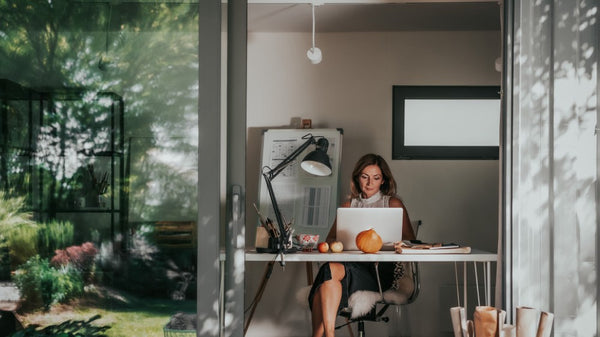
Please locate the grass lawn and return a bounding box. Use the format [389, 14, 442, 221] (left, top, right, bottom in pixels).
[15, 286, 196, 337]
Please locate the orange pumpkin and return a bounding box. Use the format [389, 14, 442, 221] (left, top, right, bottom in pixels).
[355, 228, 383, 253]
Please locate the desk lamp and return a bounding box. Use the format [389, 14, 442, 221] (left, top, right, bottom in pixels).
[262, 133, 332, 263]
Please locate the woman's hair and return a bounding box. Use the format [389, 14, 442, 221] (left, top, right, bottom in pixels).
[349, 153, 397, 198]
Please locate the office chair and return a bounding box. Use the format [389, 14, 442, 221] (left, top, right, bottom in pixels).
[335, 220, 422, 337]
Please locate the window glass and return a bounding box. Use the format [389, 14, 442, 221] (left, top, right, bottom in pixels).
[0, 2, 201, 336]
[392, 85, 501, 160]
[404, 99, 500, 146]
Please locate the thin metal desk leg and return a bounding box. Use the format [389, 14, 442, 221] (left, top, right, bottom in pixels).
[306, 261, 314, 285]
[463, 261, 467, 316]
[244, 261, 275, 335]
[486, 261, 491, 306]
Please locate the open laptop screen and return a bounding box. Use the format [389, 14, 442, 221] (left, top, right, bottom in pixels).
[336, 208, 403, 251]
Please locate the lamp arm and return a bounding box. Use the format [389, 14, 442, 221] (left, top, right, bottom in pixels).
[262, 172, 287, 252]
[265, 135, 316, 181]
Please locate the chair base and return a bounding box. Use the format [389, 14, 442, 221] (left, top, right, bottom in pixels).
[335, 304, 390, 337]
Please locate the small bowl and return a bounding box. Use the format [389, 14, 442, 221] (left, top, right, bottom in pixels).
[296, 234, 320, 251]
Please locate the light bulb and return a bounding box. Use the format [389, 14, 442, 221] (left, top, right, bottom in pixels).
[307, 47, 322, 64]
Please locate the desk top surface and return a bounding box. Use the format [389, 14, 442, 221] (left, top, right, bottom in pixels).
[245, 249, 497, 262]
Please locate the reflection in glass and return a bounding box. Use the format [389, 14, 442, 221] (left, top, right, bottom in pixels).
[0, 2, 200, 336]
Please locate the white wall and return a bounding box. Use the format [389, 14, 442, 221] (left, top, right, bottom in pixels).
[245, 30, 501, 337]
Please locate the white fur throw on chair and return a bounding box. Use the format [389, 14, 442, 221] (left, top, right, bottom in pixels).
[347, 288, 411, 318]
[296, 282, 414, 319]
[347, 263, 416, 318]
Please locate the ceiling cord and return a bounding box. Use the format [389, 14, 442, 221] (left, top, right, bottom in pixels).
[306, 2, 322, 64]
[311, 3, 316, 49]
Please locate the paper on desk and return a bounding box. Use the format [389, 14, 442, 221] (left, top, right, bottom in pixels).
[401, 241, 447, 249]
[399, 242, 471, 254]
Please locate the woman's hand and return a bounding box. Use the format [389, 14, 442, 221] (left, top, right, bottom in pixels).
[394, 241, 403, 254]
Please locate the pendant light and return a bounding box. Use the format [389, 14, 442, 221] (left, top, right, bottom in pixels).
[306, 2, 322, 64]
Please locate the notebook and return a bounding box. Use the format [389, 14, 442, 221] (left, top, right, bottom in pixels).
[336, 207, 404, 251]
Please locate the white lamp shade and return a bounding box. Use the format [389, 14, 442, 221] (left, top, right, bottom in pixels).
[307, 47, 322, 64]
[301, 160, 331, 176]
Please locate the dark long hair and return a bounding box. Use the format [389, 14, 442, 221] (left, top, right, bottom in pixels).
[349, 153, 397, 199]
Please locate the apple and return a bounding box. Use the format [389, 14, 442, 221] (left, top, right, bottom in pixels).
[317, 242, 329, 253]
[330, 241, 344, 253]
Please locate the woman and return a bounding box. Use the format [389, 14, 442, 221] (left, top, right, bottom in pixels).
[309, 153, 416, 337]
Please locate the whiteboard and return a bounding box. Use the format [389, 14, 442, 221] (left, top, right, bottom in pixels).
[257, 128, 343, 241]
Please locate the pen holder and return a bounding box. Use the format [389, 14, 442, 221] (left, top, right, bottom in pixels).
[255, 237, 286, 253]
[268, 237, 280, 250]
[255, 227, 270, 249]
[255, 227, 297, 253]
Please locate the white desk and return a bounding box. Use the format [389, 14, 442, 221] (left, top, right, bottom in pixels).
[245, 249, 497, 263]
[244, 249, 497, 335]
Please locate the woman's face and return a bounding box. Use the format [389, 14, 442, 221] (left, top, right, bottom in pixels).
[358, 164, 384, 199]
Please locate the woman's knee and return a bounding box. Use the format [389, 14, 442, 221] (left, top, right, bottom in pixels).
[328, 262, 345, 281]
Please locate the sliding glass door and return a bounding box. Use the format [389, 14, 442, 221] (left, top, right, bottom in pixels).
[0, 1, 225, 336]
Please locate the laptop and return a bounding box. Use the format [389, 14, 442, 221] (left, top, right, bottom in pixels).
[336, 208, 404, 251]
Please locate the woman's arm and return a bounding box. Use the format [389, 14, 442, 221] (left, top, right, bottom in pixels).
[389, 197, 416, 241]
[325, 200, 351, 243]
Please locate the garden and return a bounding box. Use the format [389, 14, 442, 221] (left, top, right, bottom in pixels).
[0, 191, 197, 337]
[0, 2, 202, 335]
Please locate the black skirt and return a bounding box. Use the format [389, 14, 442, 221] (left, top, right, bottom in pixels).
[308, 262, 396, 313]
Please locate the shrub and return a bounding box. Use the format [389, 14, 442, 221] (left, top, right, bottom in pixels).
[37, 219, 74, 259]
[97, 227, 197, 299]
[5, 223, 38, 268]
[0, 236, 11, 280]
[0, 191, 36, 270]
[12, 255, 83, 311]
[51, 242, 97, 283]
[0, 191, 34, 229]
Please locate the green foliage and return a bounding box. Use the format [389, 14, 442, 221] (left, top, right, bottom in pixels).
[0, 191, 34, 229]
[5, 223, 39, 268]
[0, 191, 37, 270]
[38, 220, 74, 259]
[0, 193, 76, 277]
[1, 0, 201, 222]
[0, 236, 10, 279]
[13, 256, 84, 311]
[106, 251, 170, 298]
[8, 314, 110, 337]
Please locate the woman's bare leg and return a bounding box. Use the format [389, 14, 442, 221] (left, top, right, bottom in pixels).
[311, 290, 325, 337]
[311, 263, 345, 337]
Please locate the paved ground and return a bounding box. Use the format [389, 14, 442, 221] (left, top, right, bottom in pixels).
[0, 282, 20, 311]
